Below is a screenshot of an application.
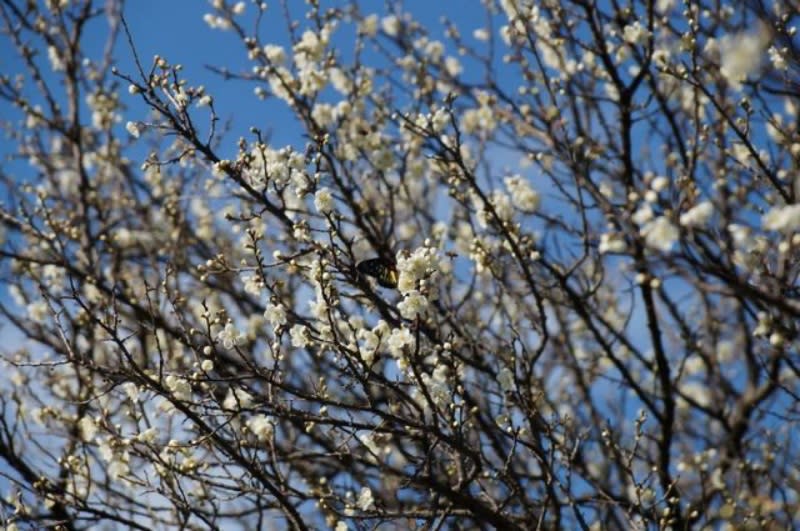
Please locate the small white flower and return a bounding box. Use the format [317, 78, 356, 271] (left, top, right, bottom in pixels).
[264, 303, 288, 328]
[387, 327, 414, 359]
[47, 45, 65, 71]
[26, 301, 48, 321]
[505, 175, 540, 212]
[359, 14, 378, 36]
[768, 46, 788, 71]
[78, 417, 97, 442]
[357, 487, 375, 511]
[223, 388, 254, 410]
[232, 1, 246, 15]
[263, 44, 286, 64]
[382, 15, 400, 36]
[763, 204, 800, 232]
[397, 290, 429, 320]
[201, 359, 214, 372]
[165, 375, 192, 401]
[622, 21, 650, 45]
[473, 28, 489, 41]
[599, 232, 626, 254]
[445, 56, 462, 77]
[314, 187, 334, 214]
[242, 273, 263, 296]
[640, 216, 678, 252]
[632, 204, 654, 225]
[218, 322, 245, 349]
[290, 324, 311, 348]
[247, 415, 274, 441]
[498, 367, 515, 392]
[123, 382, 140, 401]
[137, 427, 158, 444]
[357, 329, 379, 364]
[396, 247, 439, 295]
[125, 121, 141, 138]
[108, 457, 130, 480]
[680, 201, 714, 228]
[718, 28, 767, 90]
[651, 176, 669, 192]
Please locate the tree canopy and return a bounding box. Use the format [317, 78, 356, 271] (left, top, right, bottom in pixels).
[1, 0, 799, 529]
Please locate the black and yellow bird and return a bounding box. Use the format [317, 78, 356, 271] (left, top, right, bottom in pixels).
[357, 258, 398, 289]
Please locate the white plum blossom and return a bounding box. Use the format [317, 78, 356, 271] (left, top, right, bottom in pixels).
[137, 427, 158, 444]
[473, 28, 489, 41]
[357, 487, 375, 511]
[387, 327, 414, 362]
[382, 15, 400, 36]
[125, 121, 141, 138]
[314, 187, 334, 214]
[263, 44, 286, 64]
[420, 365, 451, 408]
[242, 273, 263, 296]
[294, 29, 327, 65]
[47, 46, 65, 71]
[359, 14, 378, 36]
[424, 40, 445, 62]
[622, 21, 650, 45]
[247, 415, 274, 442]
[290, 324, 311, 348]
[599, 232, 627, 254]
[444, 56, 462, 77]
[311, 103, 335, 127]
[107, 455, 130, 480]
[763, 204, 800, 232]
[165, 375, 192, 402]
[718, 28, 767, 90]
[357, 328, 379, 351]
[203, 13, 232, 30]
[632, 204, 654, 225]
[264, 303, 288, 329]
[78, 416, 97, 442]
[641, 216, 678, 252]
[678, 381, 712, 409]
[357, 328, 380, 364]
[768, 46, 788, 71]
[680, 201, 714, 228]
[397, 290, 429, 320]
[498, 367, 516, 392]
[218, 322, 245, 349]
[505, 175, 540, 212]
[651, 176, 669, 192]
[730, 142, 753, 168]
[308, 290, 328, 320]
[27, 300, 48, 321]
[396, 246, 439, 295]
[223, 388, 254, 410]
[460, 102, 496, 135]
[329, 68, 353, 95]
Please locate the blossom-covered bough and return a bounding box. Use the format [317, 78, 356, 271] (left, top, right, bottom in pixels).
[1, 0, 799, 529]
